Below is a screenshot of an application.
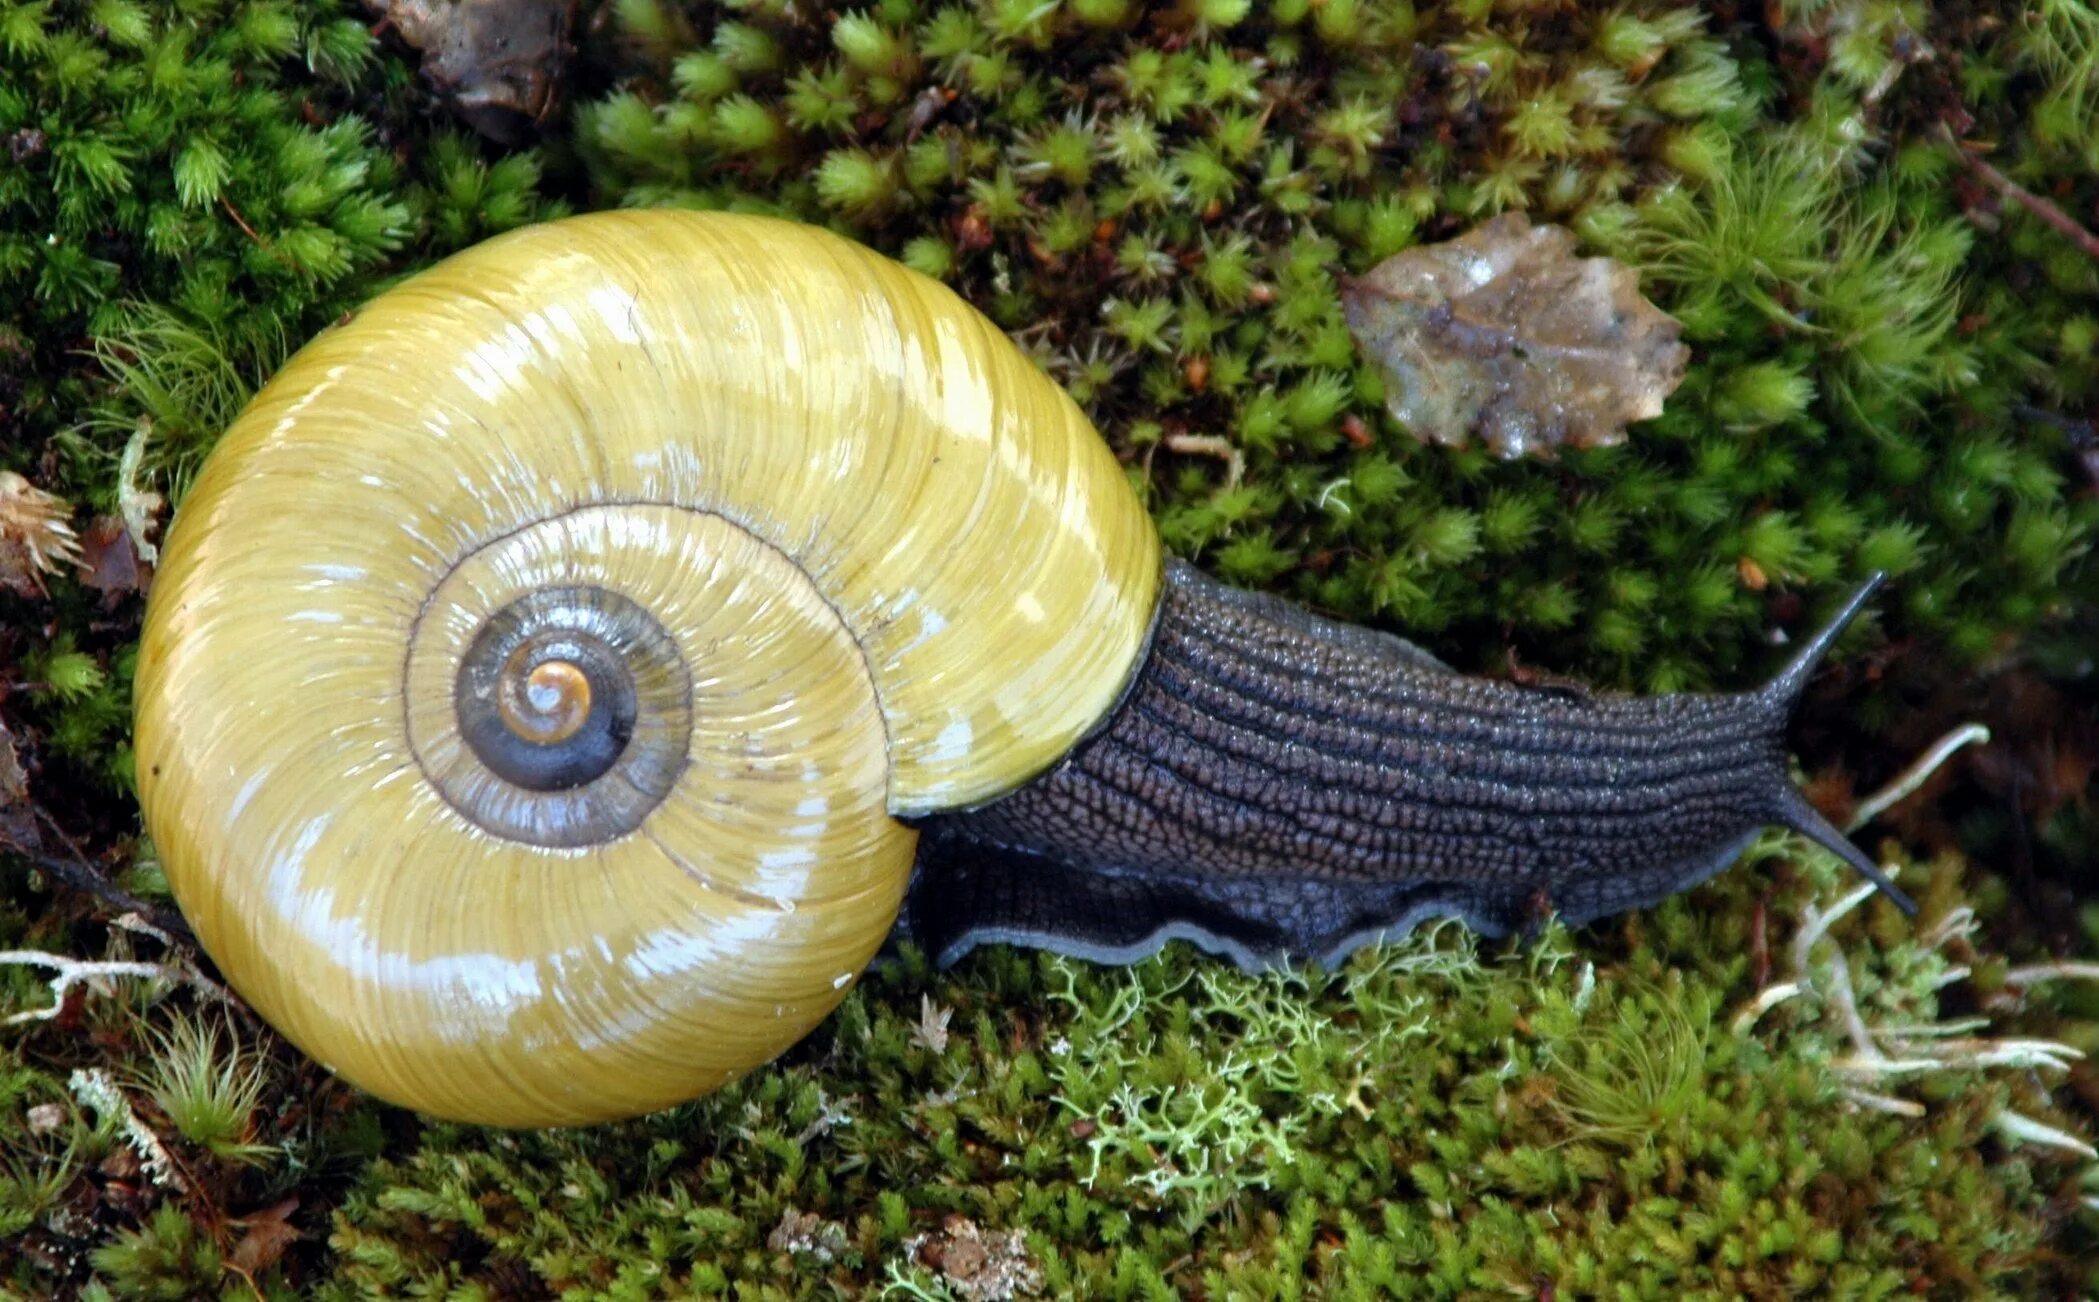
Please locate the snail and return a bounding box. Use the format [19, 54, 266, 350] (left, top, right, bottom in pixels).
[134, 210, 1912, 1128]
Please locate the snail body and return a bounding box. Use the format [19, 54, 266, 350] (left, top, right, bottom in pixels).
[135, 211, 1906, 1127]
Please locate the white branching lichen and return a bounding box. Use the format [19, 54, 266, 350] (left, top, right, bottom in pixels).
[67, 1067, 187, 1193]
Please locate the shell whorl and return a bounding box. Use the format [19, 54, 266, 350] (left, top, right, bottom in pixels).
[133, 211, 1161, 1126]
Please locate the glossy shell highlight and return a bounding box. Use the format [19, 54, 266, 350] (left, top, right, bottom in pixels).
[133, 211, 1162, 1126]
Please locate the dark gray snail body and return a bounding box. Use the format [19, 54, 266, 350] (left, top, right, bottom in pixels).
[909, 561, 1911, 971]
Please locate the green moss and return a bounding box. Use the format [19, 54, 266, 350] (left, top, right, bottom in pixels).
[135, 1013, 277, 1165]
[90, 1205, 225, 1301]
[303, 842, 2089, 1296]
[570, 0, 2093, 710]
[1542, 977, 1712, 1151]
[4, 0, 2098, 1296]
[0, 0, 567, 801]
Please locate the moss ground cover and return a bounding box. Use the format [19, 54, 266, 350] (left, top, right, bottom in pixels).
[3, 0, 2097, 1294]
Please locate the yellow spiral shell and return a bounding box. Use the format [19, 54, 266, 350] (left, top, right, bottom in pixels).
[133, 211, 1161, 1126]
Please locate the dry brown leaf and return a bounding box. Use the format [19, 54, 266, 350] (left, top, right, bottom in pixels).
[78, 516, 151, 604]
[1342, 212, 1688, 458]
[368, 0, 576, 144]
[229, 1196, 302, 1277]
[0, 470, 83, 597]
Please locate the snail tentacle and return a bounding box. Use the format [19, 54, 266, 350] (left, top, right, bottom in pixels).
[905, 562, 1909, 972]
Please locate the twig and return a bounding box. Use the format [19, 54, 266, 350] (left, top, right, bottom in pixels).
[1834, 1038, 2082, 1077]
[1930, 965, 1972, 991]
[1162, 432, 1246, 491]
[1996, 1110, 2099, 1159]
[1846, 723, 1993, 833]
[16, 809, 196, 943]
[1790, 880, 1883, 983]
[218, 196, 268, 246]
[111, 911, 179, 949]
[1821, 944, 1884, 1063]
[1920, 905, 1976, 952]
[2003, 961, 2099, 987]
[1939, 123, 2099, 262]
[218, 197, 301, 273]
[1, 949, 226, 1025]
[1872, 1016, 1992, 1042]
[1731, 979, 1805, 1035]
[1841, 1086, 1926, 1118]
[12, 846, 190, 940]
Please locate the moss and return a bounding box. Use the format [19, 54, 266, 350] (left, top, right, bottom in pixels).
[303, 843, 2088, 1296]
[0, 0, 568, 800]
[3, 0, 2098, 1296]
[573, 0, 2095, 709]
[133, 1013, 278, 1166]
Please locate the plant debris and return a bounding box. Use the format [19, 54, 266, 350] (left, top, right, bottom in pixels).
[117, 423, 165, 567]
[1342, 213, 1689, 458]
[0, 469, 83, 596]
[906, 1215, 1042, 1301]
[912, 994, 953, 1053]
[766, 1208, 847, 1264]
[77, 516, 151, 605]
[0, 947, 221, 1028]
[367, 0, 576, 144]
[228, 1196, 302, 1277]
[0, 718, 32, 851]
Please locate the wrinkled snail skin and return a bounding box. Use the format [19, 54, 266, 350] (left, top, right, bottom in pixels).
[134, 209, 1904, 1129]
[905, 561, 1909, 972]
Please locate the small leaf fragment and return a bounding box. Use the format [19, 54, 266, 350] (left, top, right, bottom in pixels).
[1342, 212, 1688, 458]
[229, 1197, 302, 1277]
[78, 516, 151, 604]
[366, 0, 576, 144]
[0, 718, 34, 854]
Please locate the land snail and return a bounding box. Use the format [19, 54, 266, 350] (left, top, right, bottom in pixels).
[134, 210, 1914, 1128]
